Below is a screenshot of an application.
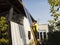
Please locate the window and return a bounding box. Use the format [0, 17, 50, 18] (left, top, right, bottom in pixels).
[40, 32, 42, 41]
[28, 31, 31, 40]
[43, 32, 46, 39]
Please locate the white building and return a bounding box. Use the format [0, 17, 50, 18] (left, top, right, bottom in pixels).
[0, 0, 35, 45]
[11, 16, 34, 45]
[10, 4, 35, 45]
[38, 24, 49, 42]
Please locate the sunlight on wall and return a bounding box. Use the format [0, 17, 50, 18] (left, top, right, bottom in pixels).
[23, 17, 34, 44]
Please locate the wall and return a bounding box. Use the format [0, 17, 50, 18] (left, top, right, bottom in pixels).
[23, 16, 34, 45]
[10, 21, 22, 45]
[39, 24, 49, 33]
[38, 24, 49, 42]
[10, 16, 34, 45]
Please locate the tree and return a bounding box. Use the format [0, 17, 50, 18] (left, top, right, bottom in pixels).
[0, 16, 8, 45]
[48, 0, 60, 31]
[48, 1, 60, 45]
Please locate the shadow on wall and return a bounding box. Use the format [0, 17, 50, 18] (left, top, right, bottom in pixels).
[19, 25, 27, 45]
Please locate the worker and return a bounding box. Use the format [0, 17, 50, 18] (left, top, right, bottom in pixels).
[34, 21, 38, 32]
[32, 20, 39, 39]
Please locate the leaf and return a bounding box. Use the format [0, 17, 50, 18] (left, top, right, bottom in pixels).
[0, 16, 9, 43]
[0, 16, 8, 31]
[2, 32, 8, 36]
[0, 38, 9, 43]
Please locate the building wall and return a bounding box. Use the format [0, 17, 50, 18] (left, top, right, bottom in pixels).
[0, 0, 34, 45]
[10, 21, 22, 45]
[10, 16, 34, 45]
[23, 16, 34, 45]
[39, 24, 49, 33]
[24, 7, 32, 25]
[38, 24, 49, 42]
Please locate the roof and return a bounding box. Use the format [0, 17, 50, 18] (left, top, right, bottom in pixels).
[23, 7, 36, 22]
[0, 0, 36, 22]
[30, 15, 36, 22]
[0, 0, 25, 15]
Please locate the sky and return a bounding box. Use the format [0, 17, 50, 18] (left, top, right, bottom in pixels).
[23, 0, 53, 24]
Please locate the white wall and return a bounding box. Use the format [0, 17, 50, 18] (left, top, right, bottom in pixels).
[23, 17, 34, 45]
[10, 16, 34, 45]
[10, 21, 22, 45]
[39, 24, 49, 33]
[38, 24, 49, 41]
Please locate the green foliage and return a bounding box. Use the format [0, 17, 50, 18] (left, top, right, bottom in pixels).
[0, 16, 9, 44]
[2, 32, 8, 36]
[0, 38, 9, 43]
[0, 16, 8, 31]
[48, 0, 60, 6]
[48, 0, 60, 31]
[48, 20, 55, 25]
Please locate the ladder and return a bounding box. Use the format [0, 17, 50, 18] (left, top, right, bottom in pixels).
[31, 26, 39, 45]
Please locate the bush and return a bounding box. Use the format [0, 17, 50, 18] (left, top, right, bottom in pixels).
[48, 31, 60, 45]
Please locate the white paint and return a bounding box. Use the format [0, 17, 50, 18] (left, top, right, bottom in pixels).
[23, 17, 34, 45]
[10, 16, 34, 45]
[38, 24, 49, 41]
[39, 24, 49, 33]
[10, 21, 22, 45]
[24, 7, 32, 25]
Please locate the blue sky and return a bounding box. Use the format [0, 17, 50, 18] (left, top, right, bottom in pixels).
[23, 0, 53, 24]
